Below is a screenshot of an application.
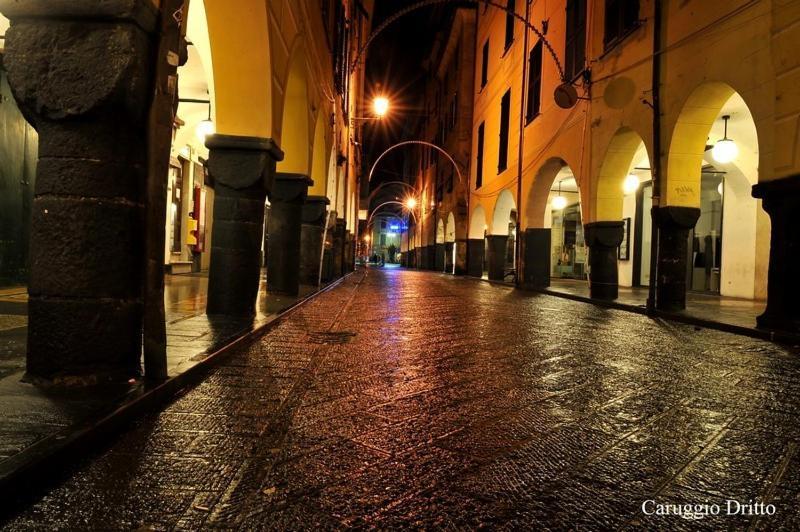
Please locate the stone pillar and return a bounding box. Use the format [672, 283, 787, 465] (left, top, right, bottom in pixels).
[262, 205, 271, 266]
[415, 247, 423, 269]
[206, 136, 281, 316]
[752, 176, 800, 332]
[344, 231, 353, 273]
[520, 228, 551, 290]
[487, 235, 508, 281]
[584, 222, 624, 300]
[299, 196, 330, 286]
[467, 239, 485, 278]
[267, 173, 312, 295]
[444, 242, 455, 273]
[454, 240, 468, 275]
[435, 244, 445, 272]
[332, 219, 346, 279]
[652, 206, 700, 311]
[0, 1, 158, 382]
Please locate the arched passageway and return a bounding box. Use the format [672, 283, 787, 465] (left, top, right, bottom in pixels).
[657, 83, 767, 311]
[488, 190, 517, 281]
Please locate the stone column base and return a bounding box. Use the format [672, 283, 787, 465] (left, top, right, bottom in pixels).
[487, 235, 508, 281]
[653, 206, 700, 311]
[444, 242, 455, 273]
[585, 221, 625, 300]
[454, 239, 468, 275]
[206, 135, 282, 316]
[753, 175, 800, 333]
[435, 243, 445, 272]
[467, 239, 484, 278]
[520, 228, 551, 290]
[299, 195, 330, 286]
[267, 173, 312, 296]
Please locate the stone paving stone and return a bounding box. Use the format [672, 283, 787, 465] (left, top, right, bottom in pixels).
[3, 269, 800, 530]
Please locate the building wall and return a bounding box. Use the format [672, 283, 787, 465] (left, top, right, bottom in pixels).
[414, 7, 477, 247]
[470, 0, 786, 300]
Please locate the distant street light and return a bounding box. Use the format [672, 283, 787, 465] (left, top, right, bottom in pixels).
[405, 197, 418, 210]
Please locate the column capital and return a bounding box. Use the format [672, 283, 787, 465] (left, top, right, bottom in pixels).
[272, 173, 313, 203]
[1, 2, 156, 129]
[651, 206, 701, 230]
[584, 221, 624, 248]
[302, 195, 331, 226]
[0, 0, 158, 30]
[206, 134, 283, 191]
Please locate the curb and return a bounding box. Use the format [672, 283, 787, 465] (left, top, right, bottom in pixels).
[438, 269, 800, 346]
[0, 272, 355, 518]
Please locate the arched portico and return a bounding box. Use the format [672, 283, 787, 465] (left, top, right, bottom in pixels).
[467, 204, 487, 277]
[587, 128, 651, 300]
[487, 190, 516, 281]
[657, 82, 767, 311]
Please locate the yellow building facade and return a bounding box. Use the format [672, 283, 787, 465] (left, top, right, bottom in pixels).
[465, 0, 799, 330]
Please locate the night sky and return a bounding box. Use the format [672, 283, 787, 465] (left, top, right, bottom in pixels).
[364, 1, 458, 211]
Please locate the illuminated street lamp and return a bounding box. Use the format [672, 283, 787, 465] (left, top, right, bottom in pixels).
[405, 196, 418, 210]
[373, 96, 390, 118]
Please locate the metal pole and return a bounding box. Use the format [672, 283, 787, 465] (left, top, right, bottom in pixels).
[514, 0, 531, 286]
[646, 0, 664, 314]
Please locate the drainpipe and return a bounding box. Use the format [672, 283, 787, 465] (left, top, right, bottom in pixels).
[514, 0, 532, 286]
[646, 0, 664, 314]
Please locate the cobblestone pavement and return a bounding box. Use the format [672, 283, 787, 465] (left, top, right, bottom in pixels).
[3, 268, 800, 530]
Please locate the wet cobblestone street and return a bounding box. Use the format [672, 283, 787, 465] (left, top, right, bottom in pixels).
[3, 268, 800, 530]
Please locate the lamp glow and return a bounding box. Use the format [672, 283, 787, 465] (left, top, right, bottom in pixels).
[717, 181, 724, 196]
[195, 119, 215, 143]
[405, 197, 417, 209]
[552, 195, 568, 210]
[373, 96, 389, 118]
[712, 115, 738, 164]
[712, 139, 738, 164]
[623, 174, 640, 195]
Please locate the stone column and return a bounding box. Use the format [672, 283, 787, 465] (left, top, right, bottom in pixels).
[0, 1, 158, 382]
[299, 196, 330, 286]
[331, 218, 346, 279]
[435, 244, 445, 271]
[344, 231, 353, 273]
[487, 235, 508, 281]
[467, 239, 485, 278]
[206, 135, 281, 316]
[521, 228, 551, 290]
[444, 242, 455, 273]
[652, 206, 700, 311]
[454, 240, 468, 275]
[585, 222, 625, 300]
[415, 247, 423, 269]
[267, 173, 312, 295]
[752, 176, 800, 332]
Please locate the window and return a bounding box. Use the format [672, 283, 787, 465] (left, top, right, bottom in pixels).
[476, 122, 485, 189]
[505, 0, 516, 50]
[565, 0, 587, 81]
[526, 41, 543, 122]
[604, 0, 640, 47]
[498, 89, 511, 172]
[480, 40, 489, 89]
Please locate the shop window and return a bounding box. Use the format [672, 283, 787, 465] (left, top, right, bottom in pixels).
[604, 0, 640, 49]
[498, 89, 511, 173]
[526, 41, 543, 123]
[476, 122, 485, 189]
[565, 0, 587, 81]
[505, 0, 516, 50]
[480, 40, 489, 89]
